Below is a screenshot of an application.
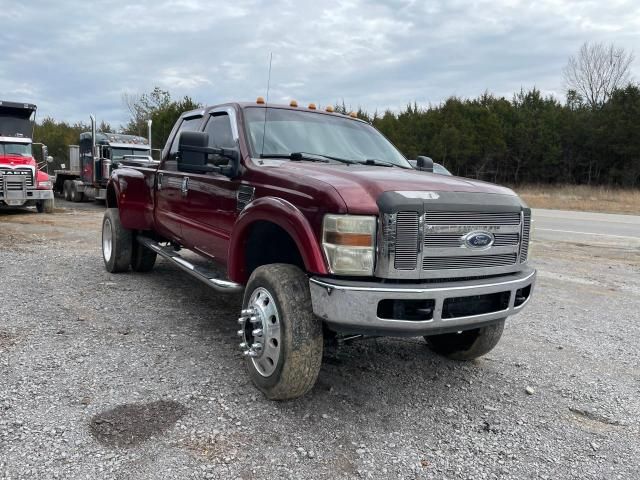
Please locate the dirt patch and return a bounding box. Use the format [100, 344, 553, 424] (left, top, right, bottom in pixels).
[89, 400, 187, 448]
[0, 330, 19, 351]
[568, 407, 623, 433]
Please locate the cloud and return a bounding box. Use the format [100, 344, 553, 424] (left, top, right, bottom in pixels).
[0, 0, 638, 128]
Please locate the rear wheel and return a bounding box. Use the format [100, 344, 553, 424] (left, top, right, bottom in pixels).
[131, 236, 157, 272]
[424, 319, 505, 360]
[63, 180, 72, 201]
[70, 182, 84, 202]
[102, 208, 132, 273]
[238, 264, 323, 400]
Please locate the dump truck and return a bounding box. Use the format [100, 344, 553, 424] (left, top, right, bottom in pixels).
[0, 100, 54, 213]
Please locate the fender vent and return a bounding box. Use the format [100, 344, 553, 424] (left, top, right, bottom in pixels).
[237, 185, 255, 211]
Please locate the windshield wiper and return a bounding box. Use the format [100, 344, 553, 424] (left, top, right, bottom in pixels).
[260, 152, 357, 165]
[363, 159, 408, 168]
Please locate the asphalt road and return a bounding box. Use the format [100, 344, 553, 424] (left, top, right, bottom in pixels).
[533, 208, 640, 247]
[1, 200, 639, 480]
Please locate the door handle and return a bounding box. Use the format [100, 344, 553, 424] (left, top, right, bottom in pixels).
[181, 176, 189, 196]
[157, 172, 163, 190]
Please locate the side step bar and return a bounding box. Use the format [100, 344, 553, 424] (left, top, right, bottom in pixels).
[137, 236, 244, 293]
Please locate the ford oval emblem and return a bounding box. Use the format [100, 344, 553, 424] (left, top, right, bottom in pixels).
[464, 231, 495, 249]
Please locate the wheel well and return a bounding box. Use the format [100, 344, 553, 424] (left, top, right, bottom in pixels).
[106, 184, 117, 208]
[245, 221, 305, 278]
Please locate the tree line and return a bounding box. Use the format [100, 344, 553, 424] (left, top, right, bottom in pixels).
[350, 83, 640, 186]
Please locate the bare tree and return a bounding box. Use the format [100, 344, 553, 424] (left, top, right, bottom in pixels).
[563, 42, 634, 109]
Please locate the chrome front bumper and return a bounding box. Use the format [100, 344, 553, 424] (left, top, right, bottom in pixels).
[309, 267, 536, 336]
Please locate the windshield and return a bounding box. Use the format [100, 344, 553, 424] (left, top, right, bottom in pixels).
[111, 148, 150, 161]
[244, 107, 410, 167]
[0, 142, 32, 157]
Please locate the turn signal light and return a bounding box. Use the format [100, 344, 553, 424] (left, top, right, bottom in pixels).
[256, 96, 265, 104]
[324, 231, 373, 247]
[290, 99, 298, 107]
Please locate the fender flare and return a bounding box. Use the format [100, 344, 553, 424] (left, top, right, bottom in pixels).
[228, 197, 328, 283]
[107, 169, 155, 230]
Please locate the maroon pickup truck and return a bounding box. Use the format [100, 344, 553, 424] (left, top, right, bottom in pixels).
[102, 100, 535, 400]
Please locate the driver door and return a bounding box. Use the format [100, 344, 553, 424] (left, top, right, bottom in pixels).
[180, 108, 241, 261]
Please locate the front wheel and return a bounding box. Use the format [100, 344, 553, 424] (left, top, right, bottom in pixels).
[102, 208, 132, 273]
[36, 198, 54, 213]
[424, 319, 505, 360]
[238, 264, 323, 400]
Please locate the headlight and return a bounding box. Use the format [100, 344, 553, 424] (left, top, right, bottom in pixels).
[37, 180, 52, 189]
[322, 214, 376, 275]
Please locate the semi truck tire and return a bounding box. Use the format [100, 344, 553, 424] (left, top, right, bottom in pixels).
[36, 199, 55, 214]
[239, 264, 323, 400]
[63, 180, 72, 201]
[131, 238, 157, 272]
[102, 208, 132, 273]
[423, 319, 505, 361]
[70, 182, 84, 202]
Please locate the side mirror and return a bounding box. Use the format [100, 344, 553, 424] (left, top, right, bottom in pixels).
[178, 131, 239, 176]
[178, 131, 210, 170]
[42, 145, 49, 161]
[46, 156, 54, 163]
[416, 156, 434, 173]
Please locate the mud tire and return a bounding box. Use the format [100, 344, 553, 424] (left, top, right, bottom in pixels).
[102, 208, 132, 273]
[424, 319, 505, 360]
[243, 264, 323, 400]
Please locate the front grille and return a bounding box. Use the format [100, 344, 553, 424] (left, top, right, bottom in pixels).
[519, 212, 531, 262]
[425, 211, 521, 225]
[380, 207, 531, 279]
[394, 211, 419, 270]
[4, 178, 27, 190]
[0, 167, 34, 187]
[423, 253, 518, 270]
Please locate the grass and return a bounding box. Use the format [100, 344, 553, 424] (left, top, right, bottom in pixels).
[514, 184, 640, 215]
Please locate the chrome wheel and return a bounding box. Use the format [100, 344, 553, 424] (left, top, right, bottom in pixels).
[237, 287, 281, 377]
[102, 217, 113, 262]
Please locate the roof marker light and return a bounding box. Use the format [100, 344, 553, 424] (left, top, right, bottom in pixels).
[308, 103, 316, 110]
[349, 111, 358, 118]
[290, 99, 298, 107]
[325, 105, 334, 112]
[256, 96, 265, 104]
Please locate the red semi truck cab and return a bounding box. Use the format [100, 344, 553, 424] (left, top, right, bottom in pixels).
[0, 101, 54, 213]
[102, 100, 536, 400]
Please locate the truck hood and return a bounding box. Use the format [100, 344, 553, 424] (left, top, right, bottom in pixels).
[0, 154, 36, 167]
[274, 162, 517, 214]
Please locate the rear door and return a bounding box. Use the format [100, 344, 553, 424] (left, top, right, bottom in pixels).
[154, 113, 203, 241]
[180, 107, 242, 260]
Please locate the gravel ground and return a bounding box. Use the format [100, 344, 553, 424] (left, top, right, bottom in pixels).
[1, 200, 639, 480]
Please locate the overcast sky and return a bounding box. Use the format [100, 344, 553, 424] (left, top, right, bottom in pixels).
[1, 0, 638, 127]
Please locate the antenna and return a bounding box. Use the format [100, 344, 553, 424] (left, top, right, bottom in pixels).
[260, 52, 273, 159]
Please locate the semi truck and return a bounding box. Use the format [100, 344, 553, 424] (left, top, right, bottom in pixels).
[0, 100, 54, 213]
[53, 116, 157, 202]
[102, 99, 535, 400]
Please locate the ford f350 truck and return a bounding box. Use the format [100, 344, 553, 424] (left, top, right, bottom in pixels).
[0, 101, 54, 213]
[102, 99, 535, 400]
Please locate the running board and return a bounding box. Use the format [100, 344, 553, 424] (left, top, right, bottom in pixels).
[137, 236, 243, 293]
